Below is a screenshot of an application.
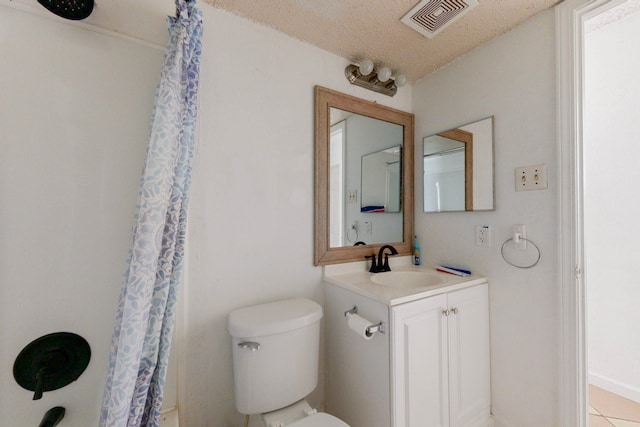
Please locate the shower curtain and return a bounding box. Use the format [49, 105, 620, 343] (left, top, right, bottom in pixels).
[100, 1, 202, 426]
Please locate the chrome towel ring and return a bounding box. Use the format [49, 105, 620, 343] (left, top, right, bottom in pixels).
[501, 236, 541, 269]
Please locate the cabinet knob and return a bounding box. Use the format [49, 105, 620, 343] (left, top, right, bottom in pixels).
[451, 307, 459, 314]
[442, 309, 450, 316]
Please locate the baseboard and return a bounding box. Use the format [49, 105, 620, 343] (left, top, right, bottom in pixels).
[589, 373, 640, 404]
[160, 407, 179, 427]
[490, 407, 518, 427]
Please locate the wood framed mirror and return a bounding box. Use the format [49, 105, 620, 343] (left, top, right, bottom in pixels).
[314, 86, 414, 265]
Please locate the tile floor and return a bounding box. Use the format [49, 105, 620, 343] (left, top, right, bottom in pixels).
[589, 385, 640, 426]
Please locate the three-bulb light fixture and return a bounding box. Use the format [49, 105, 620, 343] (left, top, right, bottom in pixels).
[345, 59, 407, 97]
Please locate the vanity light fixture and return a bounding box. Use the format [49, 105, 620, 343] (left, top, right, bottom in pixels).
[345, 59, 407, 97]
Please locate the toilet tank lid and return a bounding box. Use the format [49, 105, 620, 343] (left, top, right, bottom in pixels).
[228, 298, 323, 338]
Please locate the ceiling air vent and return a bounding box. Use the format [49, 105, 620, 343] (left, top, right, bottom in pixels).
[401, 0, 479, 39]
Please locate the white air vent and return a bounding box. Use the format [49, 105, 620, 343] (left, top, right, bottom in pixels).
[401, 0, 479, 39]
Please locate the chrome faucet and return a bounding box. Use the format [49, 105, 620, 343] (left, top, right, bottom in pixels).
[377, 245, 398, 272]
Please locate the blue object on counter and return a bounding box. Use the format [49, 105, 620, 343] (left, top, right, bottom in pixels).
[442, 265, 471, 275]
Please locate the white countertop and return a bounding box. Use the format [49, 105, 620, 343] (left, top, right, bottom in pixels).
[323, 256, 487, 306]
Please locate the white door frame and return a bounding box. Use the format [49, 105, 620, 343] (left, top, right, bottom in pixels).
[556, 1, 628, 425]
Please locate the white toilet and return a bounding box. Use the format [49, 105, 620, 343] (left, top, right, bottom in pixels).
[228, 298, 350, 427]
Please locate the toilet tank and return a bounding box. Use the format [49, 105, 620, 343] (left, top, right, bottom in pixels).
[228, 298, 323, 415]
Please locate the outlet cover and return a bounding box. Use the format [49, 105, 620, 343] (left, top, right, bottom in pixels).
[515, 164, 548, 191]
[476, 225, 491, 247]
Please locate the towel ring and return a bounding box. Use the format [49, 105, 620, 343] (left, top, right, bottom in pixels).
[346, 227, 358, 243]
[500, 237, 541, 269]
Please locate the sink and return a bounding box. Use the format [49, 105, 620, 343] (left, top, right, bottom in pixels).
[370, 270, 446, 289]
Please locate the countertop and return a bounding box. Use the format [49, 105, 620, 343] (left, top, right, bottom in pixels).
[323, 256, 487, 306]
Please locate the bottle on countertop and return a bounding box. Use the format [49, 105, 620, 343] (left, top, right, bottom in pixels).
[413, 235, 421, 266]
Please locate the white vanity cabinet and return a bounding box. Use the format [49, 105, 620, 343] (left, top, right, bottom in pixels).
[324, 265, 490, 427]
[391, 283, 490, 427]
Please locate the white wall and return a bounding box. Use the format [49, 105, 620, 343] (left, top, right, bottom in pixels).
[0, 4, 164, 425]
[585, 9, 640, 403]
[412, 9, 558, 427]
[182, 5, 411, 426]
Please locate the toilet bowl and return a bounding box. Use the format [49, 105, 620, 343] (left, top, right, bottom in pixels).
[262, 399, 348, 427]
[228, 298, 350, 427]
[285, 412, 349, 427]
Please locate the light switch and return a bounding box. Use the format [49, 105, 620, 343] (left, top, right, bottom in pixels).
[515, 164, 548, 191]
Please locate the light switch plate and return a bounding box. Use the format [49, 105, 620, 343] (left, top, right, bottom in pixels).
[513, 224, 527, 250]
[515, 164, 548, 191]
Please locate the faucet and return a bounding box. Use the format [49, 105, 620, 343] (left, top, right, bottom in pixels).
[377, 245, 398, 272]
[364, 254, 378, 273]
[364, 245, 399, 273]
[39, 407, 65, 427]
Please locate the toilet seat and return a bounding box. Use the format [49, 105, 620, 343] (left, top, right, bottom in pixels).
[287, 412, 349, 427]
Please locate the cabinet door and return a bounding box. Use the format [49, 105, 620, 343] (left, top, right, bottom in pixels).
[447, 284, 490, 427]
[392, 294, 449, 427]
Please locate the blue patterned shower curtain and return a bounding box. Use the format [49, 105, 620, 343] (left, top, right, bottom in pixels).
[100, 1, 202, 426]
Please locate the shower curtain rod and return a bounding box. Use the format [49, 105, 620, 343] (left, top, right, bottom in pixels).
[423, 146, 465, 158]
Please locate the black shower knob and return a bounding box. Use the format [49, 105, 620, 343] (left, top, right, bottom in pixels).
[13, 332, 91, 400]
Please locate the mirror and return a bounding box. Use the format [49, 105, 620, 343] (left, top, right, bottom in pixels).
[423, 117, 494, 212]
[315, 86, 414, 266]
[361, 145, 402, 214]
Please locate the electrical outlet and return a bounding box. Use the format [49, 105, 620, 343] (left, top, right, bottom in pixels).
[364, 221, 373, 236]
[476, 225, 491, 247]
[515, 164, 548, 191]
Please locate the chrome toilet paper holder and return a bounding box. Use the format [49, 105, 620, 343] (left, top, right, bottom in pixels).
[344, 305, 385, 335]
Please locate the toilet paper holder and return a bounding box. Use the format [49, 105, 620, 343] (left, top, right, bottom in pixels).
[344, 306, 385, 335]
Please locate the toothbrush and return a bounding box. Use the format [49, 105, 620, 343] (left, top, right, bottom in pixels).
[441, 265, 472, 275]
[436, 266, 471, 277]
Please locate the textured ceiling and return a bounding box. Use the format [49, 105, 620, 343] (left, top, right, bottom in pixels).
[202, 0, 563, 83]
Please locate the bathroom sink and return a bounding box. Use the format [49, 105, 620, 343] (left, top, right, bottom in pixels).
[370, 270, 446, 289]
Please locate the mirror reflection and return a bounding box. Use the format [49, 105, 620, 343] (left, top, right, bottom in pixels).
[330, 110, 403, 247]
[361, 145, 401, 214]
[314, 86, 414, 266]
[423, 117, 494, 212]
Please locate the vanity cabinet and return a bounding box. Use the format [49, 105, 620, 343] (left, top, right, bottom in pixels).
[325, 272, 490, 427]
[391, 283, 490, 427]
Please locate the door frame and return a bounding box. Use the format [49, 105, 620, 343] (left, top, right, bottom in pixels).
[556, 1, 628, 425]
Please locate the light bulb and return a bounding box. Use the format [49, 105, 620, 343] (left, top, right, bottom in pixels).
[358, 59, 374, 76]
[394, 74, 407, 87]
[377, 66, 391, 82]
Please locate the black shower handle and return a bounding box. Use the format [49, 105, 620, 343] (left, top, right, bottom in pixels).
[33, 368, 47, 400]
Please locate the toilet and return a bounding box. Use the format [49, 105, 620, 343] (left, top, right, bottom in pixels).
[228, 298, 349, 427]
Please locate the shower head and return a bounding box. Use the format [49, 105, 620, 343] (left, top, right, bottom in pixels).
[37, 0, 94, 20]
